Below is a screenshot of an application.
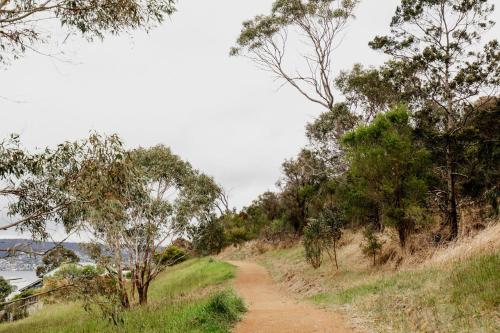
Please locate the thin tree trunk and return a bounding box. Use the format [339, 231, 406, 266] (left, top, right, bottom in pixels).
[446, 143, 459, 239]
[114, 238, 129, 309]
[333, 239, 339, 270]
[443, 34, 459, 240]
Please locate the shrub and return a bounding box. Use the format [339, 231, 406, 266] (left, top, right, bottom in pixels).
[11, 289, 36, 301]
[342, 106, 431, 247]
[0, 277, 13, 302]
[36, 247, 80, 278]
[156, 246, 188, 266]
[205, 290, 246, 322]
[43, 263, 125, 325]
[303, 218, 330, 269]
[189, 216, 227, 255]
[304, 206, 345, 269]
[361, 227, 384, 266]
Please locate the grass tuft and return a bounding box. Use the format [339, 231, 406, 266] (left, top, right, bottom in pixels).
[201, 290, 246, 324]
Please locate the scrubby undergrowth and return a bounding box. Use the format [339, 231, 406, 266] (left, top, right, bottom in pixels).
[220, 222, 500, 333]
[0, 258, 245, 333]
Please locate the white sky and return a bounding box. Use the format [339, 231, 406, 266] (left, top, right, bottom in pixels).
[1, 0, 498, 240]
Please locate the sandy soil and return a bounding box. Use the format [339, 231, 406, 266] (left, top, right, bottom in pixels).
[230, 261, 358, 333]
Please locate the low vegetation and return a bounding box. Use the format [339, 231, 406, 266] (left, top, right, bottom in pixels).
[0, 258, 245, 333]
[309, 254, 500, 333]
[220, 223, 499, 333]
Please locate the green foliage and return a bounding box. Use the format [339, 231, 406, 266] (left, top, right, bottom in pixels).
[0, 259, 244, 333]
[0, 0, 177, 65]
[361, 227, 384, 266]
[369, 0, 499, 239]
[76, 143, 223, 306]
[342, 106, 431, 247]
[303, 205, 345, 269]
[335, 62, 419, 122]
[45, 264, 124, 324]
[205, 290, 246, 323]
[156, 246, 188, 267]
[36, 247, 80, 278]
[0, 277, 13, 302]
[232, 0, 358, 56]
[220, 213, 252, 247]
[303, 217, 329, 268]
[11, 289, 36, 301]
[280, 149, 328, 233]
[50, 263, 105, 281]
[190, 215, 227, 255]
[453, 98, 500, 214]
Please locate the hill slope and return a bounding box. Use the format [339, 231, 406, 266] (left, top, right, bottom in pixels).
[0, 258, 245, 333]
[220, 224, 500, 333]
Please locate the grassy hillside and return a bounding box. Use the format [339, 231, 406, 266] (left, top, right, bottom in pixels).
[308, 253, 499, 333]
[0, 258, 245, 333]
[221, 225, 500, 333]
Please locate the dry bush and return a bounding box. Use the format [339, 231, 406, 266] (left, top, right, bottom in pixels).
[251, 240, 272, 254]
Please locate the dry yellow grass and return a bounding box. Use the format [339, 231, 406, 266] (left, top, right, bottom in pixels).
[423, 221, 500, 267]
[221, 221, 500, 333]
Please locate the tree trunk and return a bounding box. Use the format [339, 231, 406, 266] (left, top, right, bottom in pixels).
[444, 55, 459, 240]
[333, 239, 339, 270]
[397, 226, 406, 249]
[137, 281, 150, 305]
[446, 143, 459, 239]
[114, 239, 129, 309]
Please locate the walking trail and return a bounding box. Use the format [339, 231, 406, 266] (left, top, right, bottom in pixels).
[229, 261, 357, 333]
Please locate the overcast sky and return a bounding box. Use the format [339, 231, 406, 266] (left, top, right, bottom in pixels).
[1, 0, 498, 240]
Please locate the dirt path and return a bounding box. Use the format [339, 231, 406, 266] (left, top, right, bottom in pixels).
[229, 261, 357, 333]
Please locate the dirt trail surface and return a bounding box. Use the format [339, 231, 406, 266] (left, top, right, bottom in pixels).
[229, 261, 357, 333]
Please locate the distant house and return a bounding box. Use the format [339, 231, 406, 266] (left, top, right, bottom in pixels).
[7, 262, 96, 300]
[16, 279, 43, 295]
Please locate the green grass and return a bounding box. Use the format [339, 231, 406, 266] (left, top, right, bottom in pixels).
[308, 254, 500, 333]
[0, 258, 246, 333]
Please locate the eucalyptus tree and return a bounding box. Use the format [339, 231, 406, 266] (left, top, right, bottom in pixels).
[278, 149, 328, 233]
[342, 106, 431, 248]
[369, 0, 499, 239]
[0, 0, 176, 65]
[231, 0, 358, 113]
[232, 1, 364, 178]
[125, 146, 221, 305]
[82, 145, 222, 306]
[0, 134, 100, 240]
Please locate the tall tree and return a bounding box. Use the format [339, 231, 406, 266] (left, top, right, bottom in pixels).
[0, 0, 176, 65]
[231, 0, 358, 113]
[369, 0, 499, 239]
[278, 149, 327, 233]
[342, 106, 431, 248]
[232, 1, 362, 178]
[126, 146, 221, 305]
[82, 144, 222, 306]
